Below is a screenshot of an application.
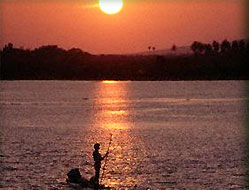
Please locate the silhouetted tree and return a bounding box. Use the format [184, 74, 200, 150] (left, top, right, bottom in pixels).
[191, 41, 198, 54]
[221, 39, 231, 53]
[204, 44, 212, 55]
[171, 44, 176, 51]
[232, 40, 239, 52]
[152, 47, 156, 51]
[239, 40, 245, 51]
[3, 43, 14, 52]
[191, 41, 204, 54]
[148, 46, 151, 51]
[212, 41, 220, 53]
[246, 41, 249, 52]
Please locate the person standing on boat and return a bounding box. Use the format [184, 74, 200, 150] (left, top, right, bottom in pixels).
[92, 143, 108, 185]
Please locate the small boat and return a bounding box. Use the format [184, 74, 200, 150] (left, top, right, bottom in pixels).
[67, 182, 110, 190]
[66, 168, 110, 189]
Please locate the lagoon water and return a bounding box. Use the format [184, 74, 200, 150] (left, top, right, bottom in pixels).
[0, 81, 247, 189]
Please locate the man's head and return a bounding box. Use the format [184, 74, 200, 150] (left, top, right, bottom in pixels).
[94, 143, 100, 150]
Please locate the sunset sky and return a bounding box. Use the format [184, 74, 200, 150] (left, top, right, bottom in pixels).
[0, 0, 246, 54]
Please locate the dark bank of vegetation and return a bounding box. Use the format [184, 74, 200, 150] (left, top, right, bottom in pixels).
[0, 39, 249, 80]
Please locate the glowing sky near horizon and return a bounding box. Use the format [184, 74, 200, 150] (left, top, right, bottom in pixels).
[0, 0, 246, 54]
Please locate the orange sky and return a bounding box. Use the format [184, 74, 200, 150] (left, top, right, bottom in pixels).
[0, 0, 246, 54]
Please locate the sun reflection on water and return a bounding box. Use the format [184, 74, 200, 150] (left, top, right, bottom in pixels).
[102, 80, 119, 84]
[95, 81, 130, 130]
[91, 82, 142, 188]
[105, 123, 129, 130]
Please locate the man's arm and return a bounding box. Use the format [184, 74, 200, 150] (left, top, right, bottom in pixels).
[101, 152, 109, 160]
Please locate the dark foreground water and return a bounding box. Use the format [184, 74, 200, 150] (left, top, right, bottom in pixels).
[0, 81, 247, 190]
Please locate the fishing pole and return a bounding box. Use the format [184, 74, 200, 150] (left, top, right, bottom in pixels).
[100, 133, 113, 184]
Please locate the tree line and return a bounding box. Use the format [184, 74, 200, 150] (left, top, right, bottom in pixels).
[0, 39, 248, 80]
[190, 39, 248, 55]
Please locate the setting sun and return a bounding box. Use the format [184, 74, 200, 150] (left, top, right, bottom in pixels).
[99, 0, 123, 15]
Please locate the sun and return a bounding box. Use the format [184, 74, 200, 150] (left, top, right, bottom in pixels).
[99, 0, 123, 15]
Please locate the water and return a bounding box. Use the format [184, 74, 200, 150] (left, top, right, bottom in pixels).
[0, 81, 247, 189]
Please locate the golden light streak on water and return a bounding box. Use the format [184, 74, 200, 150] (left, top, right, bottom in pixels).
[102, 80, 119, 84]
[91, 82, 142, 187]
[95, 82, 129, 130]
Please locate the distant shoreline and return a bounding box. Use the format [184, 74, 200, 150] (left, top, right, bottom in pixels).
[1, 78, 248, 81]
[1, 40, 249, 81]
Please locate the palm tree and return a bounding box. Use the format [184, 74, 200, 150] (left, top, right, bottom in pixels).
[171, 44, 176, 51]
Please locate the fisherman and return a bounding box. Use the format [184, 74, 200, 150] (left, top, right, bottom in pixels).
[92, 143, 108, 185]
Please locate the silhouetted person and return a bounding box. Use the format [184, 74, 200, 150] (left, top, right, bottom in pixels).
[92, 143, 108, 186]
